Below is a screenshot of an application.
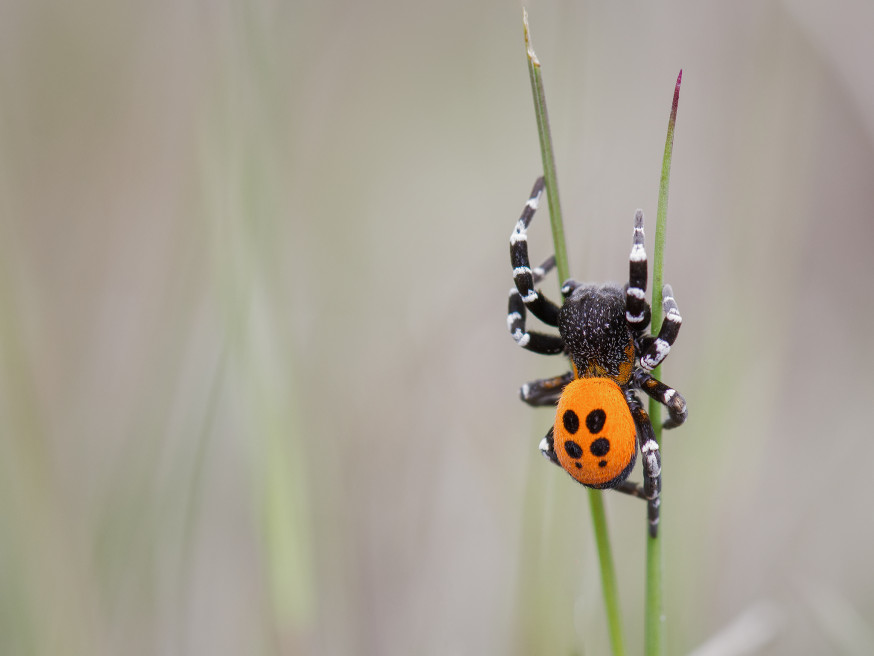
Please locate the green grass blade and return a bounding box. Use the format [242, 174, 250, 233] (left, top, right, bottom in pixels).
[523, 9, 569, 283]
[650, 70, 682, 341]
[589, 492, 627, 655]
[524, 10, 626, 656]
[646, 68, 683, 656]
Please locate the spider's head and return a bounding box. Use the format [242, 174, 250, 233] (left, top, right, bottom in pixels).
[553, 377, 637, 488]
[558, 285, 636, 385]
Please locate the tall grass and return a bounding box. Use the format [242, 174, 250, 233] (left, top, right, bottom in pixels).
[524, 11, 626, 655]
[645, 68, 683, 656]
[523, 11, 684, 655]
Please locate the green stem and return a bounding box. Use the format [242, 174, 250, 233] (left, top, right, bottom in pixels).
[589, 492, 626, 655]
[646, 69, 682, 656]
[524, 11, 625, 656]
[645, 530, 664, 656]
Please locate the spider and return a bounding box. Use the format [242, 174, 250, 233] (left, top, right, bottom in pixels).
[507, 177, 687, 537]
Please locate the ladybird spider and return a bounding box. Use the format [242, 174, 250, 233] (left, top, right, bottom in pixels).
[507, 177, 687, 537]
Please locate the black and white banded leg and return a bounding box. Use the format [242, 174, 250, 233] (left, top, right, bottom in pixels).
[531, 254, 556, 283]
[625, 209, 651, 334]
[507, 289, 565, 354]
[639, 284, 682, 371]
[507, 253, 564, 354]
[510, 177, 562, 326]
[632, 370, 688, 429]
[616, 395, 662, 537]
[519, 371, 574, 406]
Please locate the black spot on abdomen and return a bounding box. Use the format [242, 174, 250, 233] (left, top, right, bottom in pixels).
[590, 437, 610, 457]
[564, 440, 583, 459]
[563, 409, 580, 434]
[586, 409, 606, 434]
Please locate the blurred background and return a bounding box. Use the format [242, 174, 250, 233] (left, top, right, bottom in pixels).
[1, 0, 873, 654]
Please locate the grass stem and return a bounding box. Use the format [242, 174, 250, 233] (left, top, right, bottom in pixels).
[524, 11, 626, 656]
[645, 68, 683, 656]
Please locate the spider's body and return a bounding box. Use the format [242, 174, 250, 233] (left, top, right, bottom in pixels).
[507, 177, 687, 536]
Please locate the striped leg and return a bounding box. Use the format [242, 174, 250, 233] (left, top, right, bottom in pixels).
[639, 420, 662, 539]
[531, 255, 556, 284]
[639, 284, 682, 370]
[615, 395, 661, 538]
[507, 288, 564, 354]
[510, 177, 562, 326]
[519, 371, 574, 406]
[633, 370, 688, 429]
[625, 209, 651, 334]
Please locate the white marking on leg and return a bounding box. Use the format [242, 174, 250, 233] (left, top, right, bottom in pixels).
[646, 456, 661, 478]
[526, 194, 541, 210]
[507, 311, 522, 331]
[641, 438, 659, 454]
[522, 289, 538, 303]
[642, 339, 671, 369]
[663, 388, 676, 404]
[515, 332, 530, 347]
[513, 266, 532, 278]
[626, 311, 646, 323]
[630, 243, 646, 262]
[539, 437, 550, 453]
[510, 223, 528, 245]
[627, 287, 645, 300]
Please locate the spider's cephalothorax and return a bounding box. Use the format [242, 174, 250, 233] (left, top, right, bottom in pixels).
[507, 177, 687, 536]
[559, 285, 636, 383]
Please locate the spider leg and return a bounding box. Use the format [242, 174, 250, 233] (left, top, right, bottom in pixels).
[639, 284, 682, 371]
[519, 371, 574, 406]
[538, 426, 561, 467]
[632, 370, 688, 429]
[507, 288, 565, 354]
[625, 209, 652, 335]
[510, 177, 562, 326]
[531, 255, 556, 284]
[614, 480, 647, 499]
[613, 395, 661, 538]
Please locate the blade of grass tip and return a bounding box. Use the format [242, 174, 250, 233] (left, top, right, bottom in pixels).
[646, 68, 682, 656]
[523, 9, 569, 282]
[651, 69, 682, 341]
[523, 10, 626, 656]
